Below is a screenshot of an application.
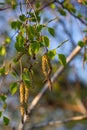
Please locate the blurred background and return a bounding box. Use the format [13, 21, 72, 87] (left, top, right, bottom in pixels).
[0, 0, 87, 130]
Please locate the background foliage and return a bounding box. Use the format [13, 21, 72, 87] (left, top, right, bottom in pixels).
[0, 0, 87, 130]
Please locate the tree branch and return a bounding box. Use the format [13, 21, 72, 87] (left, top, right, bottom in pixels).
[27, 115, 87, 130]
[38, 0, 57, 11]
[18, 45, 82, 130]
[56, 1, 87, 26]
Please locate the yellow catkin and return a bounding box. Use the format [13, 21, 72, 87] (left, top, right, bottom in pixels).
[20, 106, 25, 122]
[42, 53, 52, 91]
[25, 85, 29, 109]
[19, 82, 25, 121]
[42, 54, 52, 77]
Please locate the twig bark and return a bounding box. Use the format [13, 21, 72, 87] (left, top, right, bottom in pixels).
[18, 45, 82, 130]
[56, 1, 87, 26]
[27, 115, 87, 130]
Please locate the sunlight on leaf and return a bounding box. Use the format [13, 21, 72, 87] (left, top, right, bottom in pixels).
[0, 46, 6, 56]
[10, 82, 18, 95]
[58, 54, 66, 66]
[48, 49, 56, 59]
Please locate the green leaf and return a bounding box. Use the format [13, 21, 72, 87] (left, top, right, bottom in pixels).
[0, 2, 5, 5]
[11, 21, 22, 30]
[22, 69, 31, 86]
[11, 0, 17, 9]
[83, 29, 87, 32]
[0, 94, 7, 102]
[0, 46, 6, 56]
[50, 4, 56, 9]
[11, 71, 18, 78]
[3, 116, 9, 125]
[48, 27, 55, 37]
[29, 42, 40, 55]
[0, 111, 2, 118]
[3, 102, 7, 110]
[78, 41, 85, 47]
[35, 2, 41, 8]
[48, 49, 56, 59]
[19, 14, 26, 21]
[35, 11, 41, 22]
[5, 37, 11, 44]
[37, 24, 43, 32]
[28, 25, 34, 41]
[58, 54, 66, 66]
[28, 11, 40, 22]
[10, 82, 18, 95]
[15, 34, 24, 52]
[56, 40, 69, 49]
[43, 36, 50, 47]
[58, 8, 66, 16]
[63, 2, 76, 13]
[11, 21, 17, 29]
[77, 13, 82, 18]
[82, 1, 87, 5]
[0, 67, 5, 75]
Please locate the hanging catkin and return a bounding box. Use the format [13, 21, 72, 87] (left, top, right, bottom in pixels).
[25, 85, 29, 112]
[42, 53, 52, 91]
[19, 81, 30, 122]
[19, 82, 25, 122]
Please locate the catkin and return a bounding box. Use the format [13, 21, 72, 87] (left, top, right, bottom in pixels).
[25, 85, 29, 111]
[19, 82, 25, 121]
[20, 106, 25, 122]
[42, 53, 52, 91]
[19, 82, 30, 122]
[25, 85, 29, 104]
[42, 54, 52, 77]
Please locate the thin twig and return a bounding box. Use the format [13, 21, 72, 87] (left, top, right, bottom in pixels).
[0, 1, 87, 26]
[38, 0, 57, 11]
[59, 19, 76, 46]
[56, 1, 87, 26]
[27, 115, 87, 130]
[18, 45, 82, 130]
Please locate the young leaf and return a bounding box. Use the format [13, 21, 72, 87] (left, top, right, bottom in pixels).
[11, 0, 17, 9]
[10, 82, 18, 95]
[37, 24, 43, 32]
[43, 36, 50, 47]
[78, 41, 85, 47]
[19, 14, 26, 21]
[5, 37, 11, 44]
[0, 111, 2, 118]
[29, 42, 40, 55]
[0, 94, 7, 102]
[3, 116, 9, 125]
[22, 69, 31, 86]
[58, 8, 66, 16]
[48, 49, 56, 59]
[58, 54, 66, 66]
[11, 21, 22, 30]
[3, 102, 7, 110]
[50, 4, 56, 9]
[15, 35, 24, 52]
[48, 27, 55, 37]
[0, 67, 5, 76]
[28, 25, 34, 41]
[0, 46, 6, 56]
